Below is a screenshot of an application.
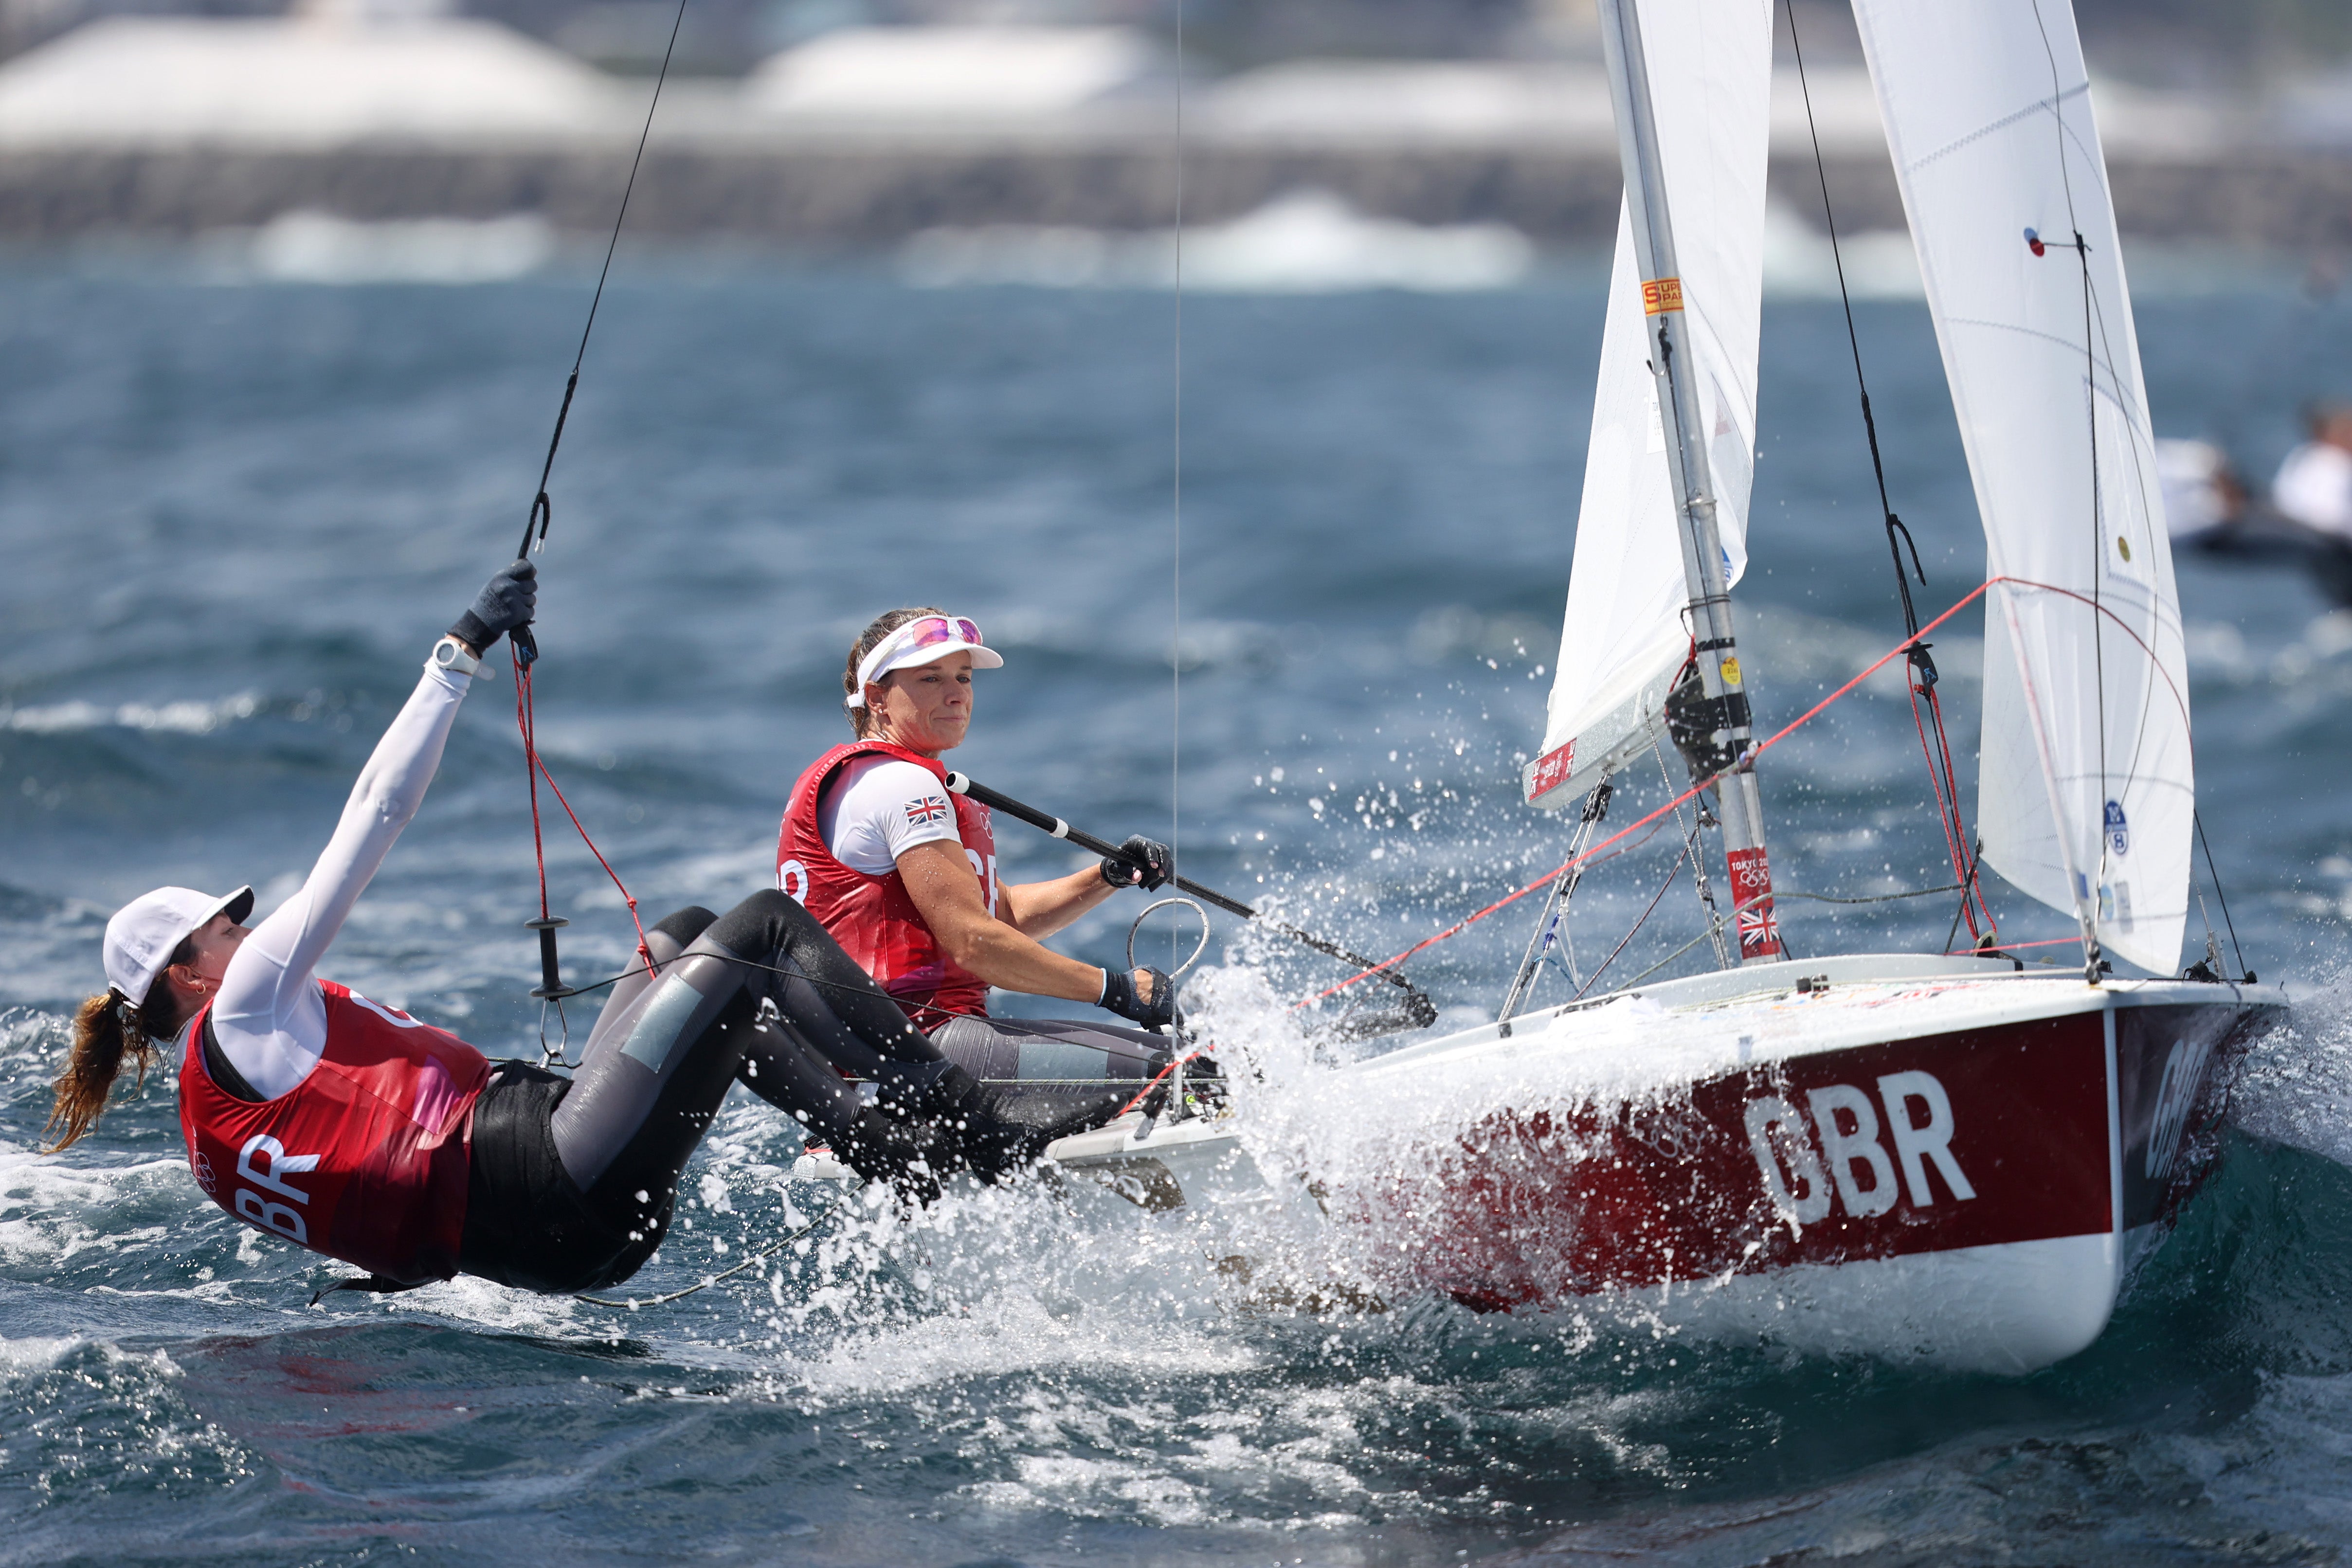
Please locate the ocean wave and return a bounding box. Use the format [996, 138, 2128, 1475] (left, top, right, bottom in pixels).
[2, 693, 262, 735]
[238, 213, 558, 287]
[901, 189, 1536, 295]
[2231, 969, 2352, 1168]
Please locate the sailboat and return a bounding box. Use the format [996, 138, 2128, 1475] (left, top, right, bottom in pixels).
[898, 0, 2286, 1373]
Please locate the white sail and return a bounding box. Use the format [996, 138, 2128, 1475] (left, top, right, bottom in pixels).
[1853, 0, 2191, 974]
[1526, 0, 1771, 810]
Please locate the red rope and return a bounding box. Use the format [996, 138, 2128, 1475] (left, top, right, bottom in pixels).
[1118, 1051, 1212, 1117]
[514, 647, 654, 975]
[514, 653, 552, 921]
[1292, 574, 2179, 1010]
[1949, 934, 2081, 955]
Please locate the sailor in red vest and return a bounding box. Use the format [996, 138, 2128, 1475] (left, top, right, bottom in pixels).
[48, 569, 1095, 1298]
[776, 608, 1186, 1109]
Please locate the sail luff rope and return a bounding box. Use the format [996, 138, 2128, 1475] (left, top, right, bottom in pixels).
[1783, 0, 1993, 946]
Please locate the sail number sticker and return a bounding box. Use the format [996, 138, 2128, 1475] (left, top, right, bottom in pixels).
[1527, 740, 1576, 802]
[1642, 276, 1684, 315]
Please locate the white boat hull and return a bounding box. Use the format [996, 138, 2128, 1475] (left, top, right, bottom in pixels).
[1036, 954, 2284, 1372]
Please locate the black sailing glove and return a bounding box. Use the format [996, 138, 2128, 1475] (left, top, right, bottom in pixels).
[449, 559, 538, 653]
[1098, 965, 1176, 1028]
[1100, 834, 1174, 891]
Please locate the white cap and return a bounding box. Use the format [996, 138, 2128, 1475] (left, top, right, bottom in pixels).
[846, 613, 1003, 709]
[103, 885, 253, 1007]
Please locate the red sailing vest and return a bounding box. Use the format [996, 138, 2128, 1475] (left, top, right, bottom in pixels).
[776, 740, 997, 1026]
[178, 981, 490, 1285]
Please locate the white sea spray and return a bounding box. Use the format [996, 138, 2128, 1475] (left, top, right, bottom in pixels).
[2228, 967, 2352, 1166]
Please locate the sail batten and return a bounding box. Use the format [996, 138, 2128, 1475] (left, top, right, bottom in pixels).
[1853, 0, 2192, 975]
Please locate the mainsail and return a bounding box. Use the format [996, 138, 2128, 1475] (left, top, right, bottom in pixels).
[1526, 0, 1772, 810]
[1853, 0, 2191, 974]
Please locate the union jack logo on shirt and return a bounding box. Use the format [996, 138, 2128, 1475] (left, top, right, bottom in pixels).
[1737, 901, 1781, 959]
[905, 794, 950, 827]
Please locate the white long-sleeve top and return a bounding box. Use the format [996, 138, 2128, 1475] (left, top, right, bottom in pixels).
[198, 655, 476, 1099]
[2274, 441, 2352, 539]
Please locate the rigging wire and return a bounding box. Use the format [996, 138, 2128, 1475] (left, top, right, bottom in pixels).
[1298, 573, 2194, 1009]
[1944, 836, 1987, 955]
[1573, 823, 1697, 1000]
[2193, 808, 2252, 980]
[1498, 782, 1611, 1022]
[1783, 0, 1995, 946]
[1168, 0, 1185, 977]
[1622, 925, 1715, 989]
[1654, 739, 1730, 968]
[503, 0, 688, 1025]
[513, 0, 689, 567]
[1782, 883, 1964, 906]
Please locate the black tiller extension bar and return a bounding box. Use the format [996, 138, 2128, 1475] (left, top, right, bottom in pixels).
[944, 772, 1437, 1028]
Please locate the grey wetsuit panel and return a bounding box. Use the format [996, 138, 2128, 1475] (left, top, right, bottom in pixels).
[931, 1014, 1160, 1085]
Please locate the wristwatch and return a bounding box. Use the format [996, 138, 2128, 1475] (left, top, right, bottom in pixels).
[431, 636, 483, 677]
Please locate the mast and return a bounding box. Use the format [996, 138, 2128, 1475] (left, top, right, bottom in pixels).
[1595, 0, 1780, 963]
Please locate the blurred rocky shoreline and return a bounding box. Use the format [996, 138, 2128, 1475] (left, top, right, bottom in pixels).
[0, 17, 2348, 249]
[8, 139, 2352, 249]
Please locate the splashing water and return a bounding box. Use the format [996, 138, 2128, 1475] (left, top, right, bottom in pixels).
[4, 263, 2352, 1560]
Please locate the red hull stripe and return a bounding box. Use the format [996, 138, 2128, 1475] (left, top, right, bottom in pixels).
[1400, 1001, 2259, 1314]
[1402, 1012, 2119, 1311]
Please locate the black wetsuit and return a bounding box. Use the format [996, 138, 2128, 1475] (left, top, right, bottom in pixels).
[201, 888, 1141, 1297]
[452, 890, 1125, 1294]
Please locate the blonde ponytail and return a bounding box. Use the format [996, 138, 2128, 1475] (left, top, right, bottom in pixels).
[47, 941, 189, 1152]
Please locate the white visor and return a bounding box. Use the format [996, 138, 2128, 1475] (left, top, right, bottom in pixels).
[845, 614, 1002, 709]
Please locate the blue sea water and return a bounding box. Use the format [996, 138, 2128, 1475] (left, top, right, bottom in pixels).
[5, 251, 2352, 1565]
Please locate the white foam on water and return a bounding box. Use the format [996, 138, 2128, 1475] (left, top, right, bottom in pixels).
[2230, 970, 2352, 1167]
[1192, 963, 1732, 1313]
[765, 1279, 1258, 1402]
[899, 189, 1535, 294]
[244, 212, 557, 286]
[0, 1147, 195, 1270]
[1, 692, 263, 734]
[382, 1274, 594, 1334]
[0, 1332, 83, 1375]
